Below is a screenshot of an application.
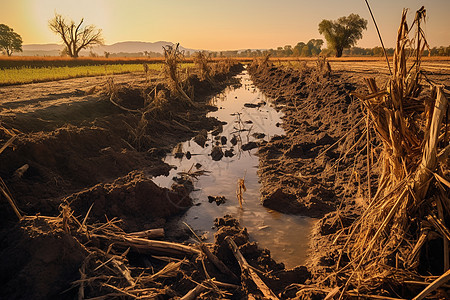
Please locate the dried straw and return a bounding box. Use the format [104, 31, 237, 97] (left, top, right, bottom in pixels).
[313, 7, 450, 297]
[236, 176, 246, 208]
[163, 43, 195, 106]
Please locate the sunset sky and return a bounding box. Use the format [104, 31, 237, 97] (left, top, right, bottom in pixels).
[1, 0, 449, 50]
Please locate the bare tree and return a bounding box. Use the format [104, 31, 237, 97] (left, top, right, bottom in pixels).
[49, 14, 103, 58]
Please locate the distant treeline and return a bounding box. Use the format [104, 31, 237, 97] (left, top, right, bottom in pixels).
[102, 51, 163, 58]
[206, 40, 450, 58]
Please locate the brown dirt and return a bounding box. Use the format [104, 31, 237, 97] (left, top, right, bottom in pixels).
[0, 218, 88, 299]
[0, 66, 242, 225]
[249, 63, 376, 218]
[0, 64, 248, 298]
[250, 61, 449, 218]
[1, 59, 448, 299]
[248, 60, 450, 298]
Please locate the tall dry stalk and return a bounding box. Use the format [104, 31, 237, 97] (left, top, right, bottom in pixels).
[316, 56, 331, 77]
[236, 174, 246, 208]
[330, 7, 449, 297]
[163, 43, 195, 106]
[211, 58, 235, 76]
[0, 131, 22, 220]
[193, 51, 215, 84]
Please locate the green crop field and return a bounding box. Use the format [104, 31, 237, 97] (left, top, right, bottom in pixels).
[0, 63, 194, 86]
[0, 64, 153, 85]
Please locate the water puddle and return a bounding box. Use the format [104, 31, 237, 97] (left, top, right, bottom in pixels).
[153, 70, 316, 268]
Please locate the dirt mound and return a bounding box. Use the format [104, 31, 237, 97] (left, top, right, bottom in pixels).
[0, 212, 312, 299]
[0, 64, 244, 227]
[0, 63, 263, 299]
[249, 63, 378, 217]
[0, 218, 88, 299]
[0, 125, 170, 223]
[66, 171, 192, 231]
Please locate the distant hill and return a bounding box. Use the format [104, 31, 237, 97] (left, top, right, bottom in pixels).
[94, 41, 197, 54]
[23, 44, 62, 51]
[19, 41, 198, 57]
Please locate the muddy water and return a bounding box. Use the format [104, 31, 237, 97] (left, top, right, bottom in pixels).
[153, 70, 316, 268]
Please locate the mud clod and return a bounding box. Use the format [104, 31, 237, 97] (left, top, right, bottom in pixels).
[210, 146, 224, 161]
[193, 129, 208, 147]
[224, 148, 234, 157]
[241, 141, 258, 151]
[207, 195, 227, 206]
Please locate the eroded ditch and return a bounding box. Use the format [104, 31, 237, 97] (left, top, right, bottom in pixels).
[154, 69, 316, 268]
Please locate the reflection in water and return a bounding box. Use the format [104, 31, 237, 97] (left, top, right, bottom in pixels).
[153, 70, 316, 268]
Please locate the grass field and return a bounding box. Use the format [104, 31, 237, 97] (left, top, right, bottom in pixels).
[1, 55, 448, 86]
[0, 63, 196, 86]
[0, 64, 154, 85]
[0, 56, 243, 68]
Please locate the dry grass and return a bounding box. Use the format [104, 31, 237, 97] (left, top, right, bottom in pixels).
[308, 7, 450, 298]
[17, 203, 248, 299]
[163, 43, 195, 106]
[0, 127, 21, 220]
[193, 51, 214, 83]
[236, 176, 246, 208]
[288, 7, 449, 300]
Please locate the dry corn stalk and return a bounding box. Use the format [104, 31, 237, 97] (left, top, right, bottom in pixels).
[193, 51, 215, 84]
[163, 43, 195, 106]
[0, 132, 22, 220]
[333, 7, 449, 296]
[0, 177, 22, 220]
[236, 177, 246, 208]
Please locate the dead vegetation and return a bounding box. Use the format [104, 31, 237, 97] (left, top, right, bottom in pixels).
[0, 127, 21, 220]
[193, 51, 214, 84]
[294, 7, 449, 299]
[210, 58, 236, 76]
[1, 201, 308, 299]
[102, 53, 242, 152]
[163, 43, 195, 107]
[236, 176, 246, 209]
[0, 51, 251, 298]
[246, 5, 449, 299]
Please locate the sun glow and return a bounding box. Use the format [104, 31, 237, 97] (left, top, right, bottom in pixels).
[1, 0, 449, 49]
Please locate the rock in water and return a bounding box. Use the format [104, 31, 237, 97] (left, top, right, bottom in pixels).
[224, 149, 234, 157]
[252, 132, 266, 139]
[230, 135, 238, 146]
[211, 146, 224, 161]
[194, 129, 208, 147]
[207, 195, 227, 206]
[241, 141, 258, 151]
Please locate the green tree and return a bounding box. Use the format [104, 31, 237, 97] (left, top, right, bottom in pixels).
[318, 14, 367, 57]
[307, 39, 324, 56]
[283, 45, 293, 56]
[372, 46, 383, 56]
[49, 13, 103, 58]
[0, 24, 23, 56]
[293, 42, 305, 56]
[301, 46, 312, 57]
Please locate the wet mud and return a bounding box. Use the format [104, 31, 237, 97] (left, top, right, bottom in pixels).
[2, 58, 447, 299]
[248, 62, 374, 218]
